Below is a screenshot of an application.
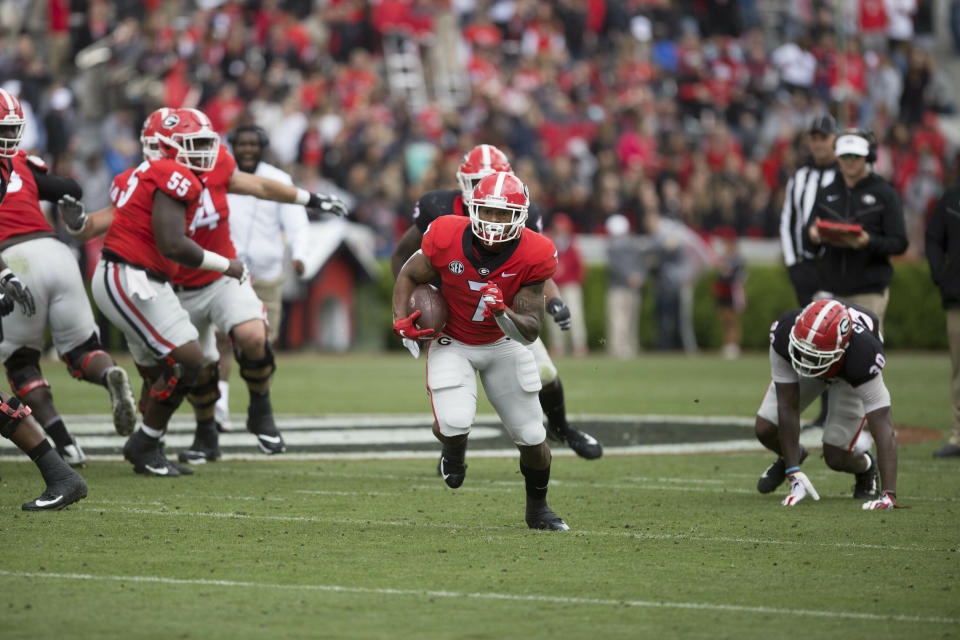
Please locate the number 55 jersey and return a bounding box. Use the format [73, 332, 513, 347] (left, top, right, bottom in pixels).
[103, 158, 203, 280]
[420, 215, 557, 346]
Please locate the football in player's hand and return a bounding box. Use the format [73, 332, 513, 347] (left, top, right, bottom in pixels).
[408, 285, 447, 336]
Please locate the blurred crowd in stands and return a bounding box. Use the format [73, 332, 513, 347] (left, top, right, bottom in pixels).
[2, 0, 957, 259]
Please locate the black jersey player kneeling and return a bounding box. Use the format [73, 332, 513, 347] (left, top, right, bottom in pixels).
[753, 299, 901, 509]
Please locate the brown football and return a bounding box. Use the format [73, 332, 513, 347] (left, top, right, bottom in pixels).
[408, 284, 447, 336]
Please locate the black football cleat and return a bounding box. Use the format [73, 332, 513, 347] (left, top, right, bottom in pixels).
[757, 446, 808, 494]
[565, 428, 603, 459]
[104, 366, 138, 436]
[439, 456, 466, 489]
[853, 452, 880, 500]
[56, 435, 88, 468]
[22, 470, 88, 511]
[546, 422, 602, 460]
[247, 409, 285, 454]
[525, 506, 570, 531]
[123, 430, 182, 477]
[933, 443, 960, 458]
[179, 421, 221, 464]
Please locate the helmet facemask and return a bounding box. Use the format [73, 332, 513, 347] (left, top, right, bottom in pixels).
[0, 121, 23, 157]
[157, 129, 219, 172]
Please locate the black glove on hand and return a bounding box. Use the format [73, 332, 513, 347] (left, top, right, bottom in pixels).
[546, 297, 571, 330]
[57, 194, 88, 235]
[0, 269, 35, 317]
[306, 192, 348, 217]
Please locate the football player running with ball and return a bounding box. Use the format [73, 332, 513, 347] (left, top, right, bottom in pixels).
[754, 299, 900, 509]
[393, 172, 569, 530]
[391, 144, 602, 460]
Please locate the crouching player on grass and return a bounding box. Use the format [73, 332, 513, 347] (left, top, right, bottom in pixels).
[754, 299, 901, 509]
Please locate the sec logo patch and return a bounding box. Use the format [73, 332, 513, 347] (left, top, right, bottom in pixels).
[448, 261, 464, 275]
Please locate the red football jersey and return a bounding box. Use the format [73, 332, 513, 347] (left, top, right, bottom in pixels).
[421, 215, 557, 345]
[103, 158, 203, 280]
[0, 151, 53, 243]
[173, 144, 238, 287]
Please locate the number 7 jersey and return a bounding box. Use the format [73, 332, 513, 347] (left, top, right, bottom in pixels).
[104, 157, 203, 280]
[421, 215, 557, 345]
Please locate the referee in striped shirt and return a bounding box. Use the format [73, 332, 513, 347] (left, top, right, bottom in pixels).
[778, 115, 837, 428]
[779, 115, 838, 306]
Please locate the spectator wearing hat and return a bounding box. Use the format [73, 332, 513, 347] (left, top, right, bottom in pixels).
[809, 129, 908, 330]
[545, 213, 587, 357]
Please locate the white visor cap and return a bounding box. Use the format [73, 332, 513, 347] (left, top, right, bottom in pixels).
[835, 134, 869, 157]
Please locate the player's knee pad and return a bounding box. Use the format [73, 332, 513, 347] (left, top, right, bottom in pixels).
[235, 341, 275, 385]
[62, 333, 109, 380]
[0, 395, 31, 438]
[187, 364, 221, 410]
[527, 339, 557, 384]
[4, 347, 49, 398]
[149, 357, 199, 407]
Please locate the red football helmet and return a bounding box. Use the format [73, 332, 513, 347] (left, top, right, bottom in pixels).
[0, 88, 25, 157]
[154, 107, 219, 172]
[456, 144, 512, 205]
[469, 172, 529, 244]
[140, 107, 174, 160]
[788, 299, 853, 377]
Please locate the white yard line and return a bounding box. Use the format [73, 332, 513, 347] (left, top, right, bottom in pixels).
[0, 569, 953, 625]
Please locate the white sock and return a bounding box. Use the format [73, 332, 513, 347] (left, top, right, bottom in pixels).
[218, 381, 230, 409]
[140, 424, 163, 439]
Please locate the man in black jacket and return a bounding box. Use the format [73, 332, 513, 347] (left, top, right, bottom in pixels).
[808, 130, 908, 330]
[926, 186, 960, 457]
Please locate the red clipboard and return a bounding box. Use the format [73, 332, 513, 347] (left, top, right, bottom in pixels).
[816, 219, 863, 243]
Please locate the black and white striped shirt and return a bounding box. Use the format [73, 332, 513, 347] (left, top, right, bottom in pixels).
[779, 163, 837, 267]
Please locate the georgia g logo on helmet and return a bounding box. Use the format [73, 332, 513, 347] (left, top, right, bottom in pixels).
[788, 299, 853, 378]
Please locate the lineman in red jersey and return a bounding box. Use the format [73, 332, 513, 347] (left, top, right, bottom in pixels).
[91, 108, 246, 477]
[0, 95, 139, 472]
[67, 107, 347, 461]
[0, 86, 87, 510]
[391, 144, 602, 460]
[393, 172, 569, 530]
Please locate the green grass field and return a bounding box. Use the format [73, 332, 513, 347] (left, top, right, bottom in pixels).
[1, 350, 958, 639]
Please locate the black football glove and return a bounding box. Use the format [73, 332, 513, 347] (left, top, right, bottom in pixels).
[0, 269, 35, 317]
[57, 194, 88, 235]
[306, 192, 348, 217]
[546, 297, 571, 331]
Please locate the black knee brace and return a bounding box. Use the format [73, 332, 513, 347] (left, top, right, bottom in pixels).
[149, 357, 199, 407]
[4, 347, 49, 397]
[62, 333, 109, 380]
[187, 363, 221, 410]
[0, 395, 31, 438]
[235, 341, 276, 385]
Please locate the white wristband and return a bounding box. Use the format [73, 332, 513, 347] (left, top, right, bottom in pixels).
[294, 187, 311, 206]
[199, 250, 230, 273]
[494, 313, 533, 345]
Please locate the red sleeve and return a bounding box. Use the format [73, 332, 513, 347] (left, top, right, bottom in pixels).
[525, 233, 558, 283]
[147, 159, 203, 203]
[216, 145, 237, 181]
[420, 216, 461, 270]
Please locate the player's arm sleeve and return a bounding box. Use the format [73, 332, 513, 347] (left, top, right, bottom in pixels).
[32, 167, 82, 202]
[770, 345, 798, 383]
[856, 373, 892, 413]
[527, 240, 558, 284]
[419, 220, 442, 270]
[413, 197, 438, 233]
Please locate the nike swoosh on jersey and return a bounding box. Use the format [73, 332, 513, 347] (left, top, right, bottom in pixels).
[502, 272, 517, 277]
[33, 495, 64, 507]
[144, 465, 170, 476]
